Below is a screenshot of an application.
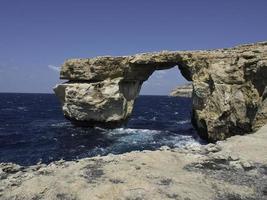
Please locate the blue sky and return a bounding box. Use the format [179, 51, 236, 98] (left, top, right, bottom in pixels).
[0, 0, 266, 94]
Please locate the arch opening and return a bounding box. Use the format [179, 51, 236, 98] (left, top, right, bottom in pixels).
[123, 66, 196, 140]
[140, 66, 190, 96]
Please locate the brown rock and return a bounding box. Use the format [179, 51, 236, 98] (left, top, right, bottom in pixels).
[54, 41, 267, 141]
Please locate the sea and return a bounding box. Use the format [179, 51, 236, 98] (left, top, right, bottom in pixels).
[0, 93, 203, 166]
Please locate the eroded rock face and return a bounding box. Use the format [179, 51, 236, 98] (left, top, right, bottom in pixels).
[54, 78, 141, 127]
[54, 41, 267, 141]
[170, 84, 193, 97]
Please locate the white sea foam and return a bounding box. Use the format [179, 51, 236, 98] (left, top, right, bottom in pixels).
[173, 135, 201, 148]
[151, 116, 157, 121]
[176, 119, 191, 124]
[107, 128, 161, 136]
[51, 122, 72, 128]
[17, 106, 28, 111]
[137, 116, 146, 120]
[104, 128, 202, 152]
[94, 127, 107, 131]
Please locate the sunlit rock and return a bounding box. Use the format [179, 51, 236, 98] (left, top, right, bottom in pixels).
[54, 41, 267, 141]
[170, 84, 193, 97]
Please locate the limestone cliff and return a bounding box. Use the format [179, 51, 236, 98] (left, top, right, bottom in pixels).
[170, 84, 192, 97]
[54, 41, 267, 141]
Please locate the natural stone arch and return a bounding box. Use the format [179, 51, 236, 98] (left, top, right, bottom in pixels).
[54, 42, 267, 142]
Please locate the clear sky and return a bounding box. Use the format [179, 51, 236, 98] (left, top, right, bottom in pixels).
[0, 0, 266, 94]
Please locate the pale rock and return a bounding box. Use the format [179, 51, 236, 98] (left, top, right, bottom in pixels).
[170, 83, 193, 97]
[54, 41, 267, 141]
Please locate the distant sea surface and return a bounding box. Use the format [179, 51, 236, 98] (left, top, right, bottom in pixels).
[0, 93, 202, 166]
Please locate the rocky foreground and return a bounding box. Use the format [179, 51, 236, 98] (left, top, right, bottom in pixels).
[1, 125, 267, 200]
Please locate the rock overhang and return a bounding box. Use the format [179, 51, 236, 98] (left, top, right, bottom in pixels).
[54, 41, 267, 142]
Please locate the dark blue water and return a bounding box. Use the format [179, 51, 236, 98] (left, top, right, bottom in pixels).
[0, 93, 201, 166]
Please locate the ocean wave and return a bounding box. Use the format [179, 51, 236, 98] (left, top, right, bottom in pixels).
[137, 116, 146, 120]
[17, 106, 28, 111]
[172, 135, 200, 148]
[150, 116, 157, 121]
[1, 108, 15, 111]
[1, 106, 28, 112]
[99, 128, 202, 156]
[107, 128, 161, 135]
[0, 94, 197, 165]
[176, 119, 191, 124]
[50, 121, 72, 128]
[94, 127, 107, 131]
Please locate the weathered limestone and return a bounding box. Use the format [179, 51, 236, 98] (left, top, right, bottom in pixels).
[54, 78, 141, 127]
[170, 84, 193, 97]
[1, 125, 267, 199]
[54, 41, 267, 141]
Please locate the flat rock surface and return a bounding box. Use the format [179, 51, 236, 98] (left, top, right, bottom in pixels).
[1, 125, 267, 200]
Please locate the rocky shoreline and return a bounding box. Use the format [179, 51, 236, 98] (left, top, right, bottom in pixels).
[1, 125, 266, 200]
[1, 41, 266, 199]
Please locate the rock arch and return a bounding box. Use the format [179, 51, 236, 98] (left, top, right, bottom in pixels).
[54, 42, 267, 141]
